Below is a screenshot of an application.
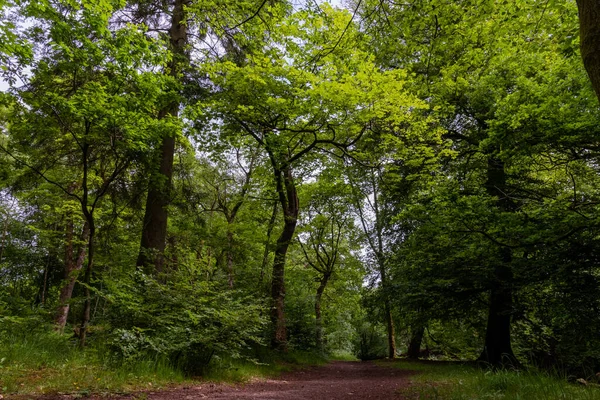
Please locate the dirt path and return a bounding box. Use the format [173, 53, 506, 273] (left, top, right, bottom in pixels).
[125, 361, 415, 400]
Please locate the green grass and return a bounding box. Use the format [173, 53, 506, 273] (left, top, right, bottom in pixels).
[0, 331, 187, 396]
[382, 360, 600, 400]
[202, 350, 327, 383]
[0, 330, 329, 396]
[329, 350, 359, 361]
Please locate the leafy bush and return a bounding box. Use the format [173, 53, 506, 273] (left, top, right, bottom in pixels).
[354, 322, 387, 360]
[106, 271, 267, 374]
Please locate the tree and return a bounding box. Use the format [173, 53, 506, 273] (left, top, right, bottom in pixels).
[134, 0, 289, 274]
[134, 0, 188, 273]
[298, 176, 354, 353]
[576, 0, 600, 102]
[362, 0, 598, 366]
[2, 0, 170, 344]
[202, 5, 424, 349]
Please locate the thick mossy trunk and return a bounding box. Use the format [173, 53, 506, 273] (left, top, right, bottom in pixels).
[137, 131, 175, 273]
[480, 256, 516, 366]
[407, 325, 425, 359]
[137, 0, 187, 274]
[479, 157, 517, 367]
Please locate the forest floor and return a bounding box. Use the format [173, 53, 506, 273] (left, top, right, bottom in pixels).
[20, 361, 415, 400]
[9, 359, 600, 399]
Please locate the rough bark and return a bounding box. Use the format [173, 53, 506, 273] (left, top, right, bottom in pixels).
[0, 214, 8, 263]
[54, 221, 89, 333]
[77, 197, 96, 347]
[39, 255, 50, 305]
[226, 230, 235, 288]
[370, 171, 396, 359]
[137, 0, 187, 274]
[577, 0, 600, 102]
[407, 325, 425, 359]
[478, 157, 517, 366]
[260, 201, 278, 284]
[383, 298, 396, 359]
[77, 224, 94, 348]
[352, 168, 397, 359]
[78, 141, 97, 348]
[271, 167, 299, 351]
[315, 273, 330, 353]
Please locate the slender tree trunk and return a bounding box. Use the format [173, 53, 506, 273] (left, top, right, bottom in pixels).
[260, 201, 278, 284]
[383, 299, 396, 358]
[370, 170, 396, 359]
[55, 221, 90, 333]
[137, 0, 187, 274]
[315, 274, 330, 353]
[576, 0, 600, 102]
[78, 222, 95, 348]
[226, 229, 234, 288]
[378, 253, 396, 358]
[478, 157, 517, 366]
[0, 214, 8, 263]
[39, 255, 49, 305]
[78, 141, 96, 348]
[271, 167, 298, 351]
[407, 325, 425, 359]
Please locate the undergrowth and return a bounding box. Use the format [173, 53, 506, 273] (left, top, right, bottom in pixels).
[384, 360, 600, 400]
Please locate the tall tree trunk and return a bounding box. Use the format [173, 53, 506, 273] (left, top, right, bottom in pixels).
[226, 229, 234, 288]
[39, 255, 50, 305]
[576, 0, 600, 102]
[136, 0, 187, 274]
[480, 250, 515, 366]
[271, 167, 298, 351]
[407, 325, 425, 359]
[55, 220, 90, 333]
[260, 200, 278, 284]
[0, 213, 8, 263]
[315, 273, 330, 354]
[478, 157, 517, 366]
[78, 222, 95, 348]
[370, 170, 396, 359]
[383, 298, 396, 358]
[78, 141, 96, 348]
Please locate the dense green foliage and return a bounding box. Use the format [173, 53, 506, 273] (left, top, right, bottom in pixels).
[1, 0, 600, 395]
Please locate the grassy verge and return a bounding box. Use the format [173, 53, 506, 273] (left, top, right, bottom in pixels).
[0, 331, 187, 397]
[0, 330, 327, 397]
[381, 360, 600, 400]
